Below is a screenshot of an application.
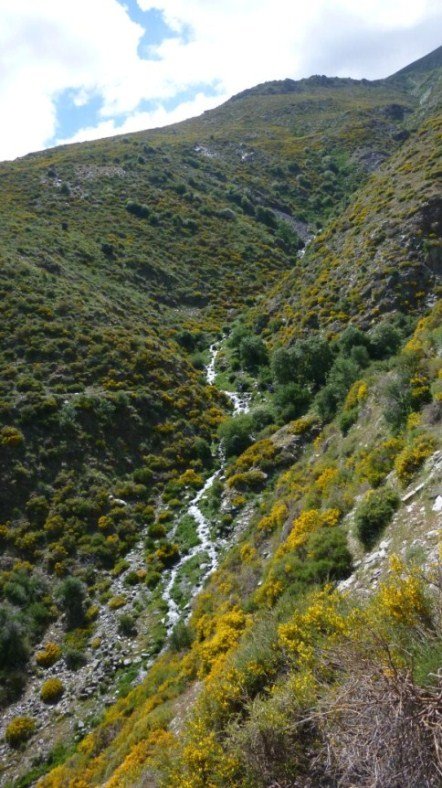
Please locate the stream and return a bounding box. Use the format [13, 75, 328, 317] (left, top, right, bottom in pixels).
[161, 342, 250, 634]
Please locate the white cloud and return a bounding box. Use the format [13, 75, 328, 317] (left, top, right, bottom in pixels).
[0, 0, 441, 160]
[57, 92, 227, 145]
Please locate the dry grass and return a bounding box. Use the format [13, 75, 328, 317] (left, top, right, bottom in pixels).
[313, 645, 442, 787]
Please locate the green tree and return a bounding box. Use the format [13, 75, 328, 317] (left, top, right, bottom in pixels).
[239, 336, 268, 371]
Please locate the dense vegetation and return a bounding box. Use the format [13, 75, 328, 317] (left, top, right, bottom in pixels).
[0, 45, 441, 786]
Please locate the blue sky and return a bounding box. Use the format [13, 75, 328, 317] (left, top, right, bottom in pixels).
[0, 0, 441, 161]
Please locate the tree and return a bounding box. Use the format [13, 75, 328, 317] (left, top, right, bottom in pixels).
[274, 383, 311, 423]
[239, 336, 268, 371]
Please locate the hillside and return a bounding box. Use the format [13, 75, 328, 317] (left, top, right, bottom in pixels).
[0, 47, 441, 786]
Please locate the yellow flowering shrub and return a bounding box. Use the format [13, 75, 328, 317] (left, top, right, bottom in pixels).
[105, 729, 174, 788]
[257, 500, 288, 533]
[229, 438, 276, 474]
[108, 595, 127, 609]
[313, 466, 339, 493]
[279, 508, 341, 557]
[0, 426, 24, 446]
[344, 379, 368, 410]
[40, 678, 64, 704]
[410, 372, 432, 408]
[35, 642, 62, 668]
[5, 716, 36, 747]
[168, 717, 240, 788]
[177, 468, 204, 489]
[288, 414, 317, 435]
[278, 587, 352, 668]
[226, 469, 267, 491]
[406, 411, 422, 430]
[394, 434, 435, 485]
[191, 607, 250, 678]
[240, 543, 257, 563]
[356, 437, 403, 487]
[254, 576, 284, 607]
[376, 556, 431, 627]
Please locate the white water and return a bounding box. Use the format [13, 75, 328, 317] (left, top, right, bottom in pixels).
[206, 343, 218, 385]
[162, 342, 250, 634]
[207, 341, 251, 414]
[225, 390, 252, 414]
[162, 469, 221, 635]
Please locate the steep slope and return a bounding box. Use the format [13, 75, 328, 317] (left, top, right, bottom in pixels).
[0, 47, 441, 785]
[254, 111, 441, 344]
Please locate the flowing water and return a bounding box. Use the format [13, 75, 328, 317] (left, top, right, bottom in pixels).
[162, 343, 250, 634]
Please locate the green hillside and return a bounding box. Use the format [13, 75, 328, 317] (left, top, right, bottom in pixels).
[0, 46, 441, 787]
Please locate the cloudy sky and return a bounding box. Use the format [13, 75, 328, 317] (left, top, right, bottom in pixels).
[1, 0, 441, 161]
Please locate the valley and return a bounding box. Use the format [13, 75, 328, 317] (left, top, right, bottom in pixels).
[0, 45, 441, 787]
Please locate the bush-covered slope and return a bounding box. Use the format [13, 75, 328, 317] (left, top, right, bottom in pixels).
[33, 302, 442, 788]
[0, 46, 441, 785]
[254, 111, 441, 344]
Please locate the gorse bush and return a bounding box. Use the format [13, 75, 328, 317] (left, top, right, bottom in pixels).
[64, 648, 87, 671]
[5, 716, 36, 748]
[394, 434, 435, 485]
[40, 678, 64, 704]
[35, 642, 61, 668]
[125, 200, 150, 218]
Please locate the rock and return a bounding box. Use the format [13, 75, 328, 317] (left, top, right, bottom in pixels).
[432, 495, 442, 512]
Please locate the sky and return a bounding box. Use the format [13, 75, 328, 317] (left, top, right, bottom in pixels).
[0, 0, 441, 162]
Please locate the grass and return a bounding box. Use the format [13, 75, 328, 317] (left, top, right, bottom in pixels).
[174, 514, 201, 553]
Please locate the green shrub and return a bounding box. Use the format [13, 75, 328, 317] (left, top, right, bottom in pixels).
[303, 527, 353, 581]
[145, 570, 161, 589]
[155, 542, 180, 568]
[64, 648, 87, 671]
[272, 337, 332, 388]
[148, 523, 167, 539]
[0, 607, 28, 669]
[170, 621, 194, 652]
[274, 383, 310, 423]
[383, 376, 412, 432]
[355, 486, 400, 548]
[339, 407, 359, 435]
[118, 613, 137, 637]
[335, 325, 368, 354]
[369, 323, 402, 359]
[56, 577, 86, 629]
[227, 470, 267, 491]
[108, 595, 127, 609]
[219, 414, 253, 457]
[5, 716, 35, 747]
[40, 678, 64, 704]
[125, 200, 150, 218]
